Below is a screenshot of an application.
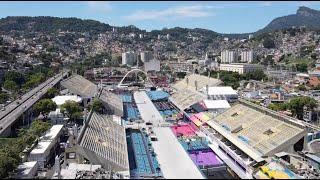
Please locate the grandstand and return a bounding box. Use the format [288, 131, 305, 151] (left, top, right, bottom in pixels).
[178, 137, 209, 151]
[189, 112, 214, 127]
[254, 158, 301, 179]
[147, 90, 170, 101]
[171, 124, 196, 137]
[99, 88, 123, 117]
[78, 112, 129, 172]
[124, 103, 141, 120]
[61, 74, 97, 98]
[122, 93, 133, 103]
[169, 88, 207, 111]
[189, 150, 224, 167]
[205, 101, 307, 162]
[172, 74, 222, 92]
[126, 129, 162, 178]
[153, 101, 180, 119]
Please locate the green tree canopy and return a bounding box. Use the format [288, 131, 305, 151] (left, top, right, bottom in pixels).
[243, 70, 267, 81]
[3, 80, 18, 92]
[61, 100, 83, 122]
[33, 99, 57, 116]
[44, 87, 58, 99]
[90, 99, 104, 114]
[263, 37, 275, 49]
[4, 71, 25, 87]
[0, 120, 51, 178]
[0, 93, 8, 104]
[287, 96, 317, 120]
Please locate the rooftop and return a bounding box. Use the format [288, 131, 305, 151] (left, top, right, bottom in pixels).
[15, 161, 38, 178]
[169, 88, 206, 111]
[30, 141, 52, 154]
[99, 88, 123, 116]
[203, 99, 231, 109]
[207, 102, 306, 160]
[79, 112, 129, 171]
[52, 95, 82, 106]
[172, 74, 221, 92]
[41, 124, 64, 141]
[61, 74, 97, 98]
[206, 86, 237, 96]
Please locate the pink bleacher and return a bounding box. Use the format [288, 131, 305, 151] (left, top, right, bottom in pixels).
[171, 124, 196, 137]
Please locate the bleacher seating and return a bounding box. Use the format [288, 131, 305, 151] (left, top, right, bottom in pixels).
[147, 90, 169, 101]
[178, 137, 210, 151]
[129, 131, 162, 177]
[125, 104, 141, 120]
[122, 94, 133, 103]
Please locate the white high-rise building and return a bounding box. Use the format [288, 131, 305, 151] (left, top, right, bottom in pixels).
[122, 51, 138, 67]
[144, 59, 160, 72]
[166, 34, 170, 40]
[221, 50, 238, 63]
[240, 50, 254, 63]
[248, 34, 253, 40]
[140, 51, 153, 62]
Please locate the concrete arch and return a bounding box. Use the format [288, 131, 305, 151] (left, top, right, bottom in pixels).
[118, 69, 155, 87]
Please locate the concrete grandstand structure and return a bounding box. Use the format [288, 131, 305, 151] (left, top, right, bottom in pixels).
[99, 88, 123, 117]
[78, 112, 129, 174]
[61, 74, 98, 106]
[169, 88, 207, 111]
[172, 74, 222, 92]
[201, 99, 308, 177]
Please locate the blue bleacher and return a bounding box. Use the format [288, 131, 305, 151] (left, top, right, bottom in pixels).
[147, 90, 169, 101]
[122, 94, 132, 103]
[130, 132, 153, 175]
[129, 131, 163, 177]
[125, 104, 141, 120]
[178, 138, 209, 151]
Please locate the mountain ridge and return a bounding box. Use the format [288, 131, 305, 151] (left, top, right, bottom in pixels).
[0, 6, 320, 39]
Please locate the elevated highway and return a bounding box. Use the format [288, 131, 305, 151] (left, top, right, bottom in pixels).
[0, 70, 69, 136]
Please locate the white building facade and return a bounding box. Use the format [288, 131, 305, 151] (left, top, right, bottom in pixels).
[221, 50, 238, 63]
[219, 63, 264, 74]
[240, 50, 254, 63]
[122, 52, 138, 66]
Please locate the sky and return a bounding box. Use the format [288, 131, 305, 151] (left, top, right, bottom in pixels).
[0, 1, 320, 34]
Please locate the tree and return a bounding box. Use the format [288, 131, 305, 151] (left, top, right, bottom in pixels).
[0, 120, 51, 178]
[287, 96, 317, 120]
[263, 37, 275, 49]
[4, 71, 25, 87]
[296, 63, 308, 72]
[33, 99, 57, 116]
[3, 80, 18, 92]
[297, 84, 307, 91]
[44, 88, 58, 99]
[61, 100, 83, 122]
[0, 93, 8, 104]
[243, 70, 267, 81]
[268, 103, 288, 111]
[90, 99, 104, 114]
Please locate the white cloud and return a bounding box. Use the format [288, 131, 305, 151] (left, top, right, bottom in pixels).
[124, 5, 215, 21]
[259, 2, 272, 7]
[87, 1, 112, 12]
